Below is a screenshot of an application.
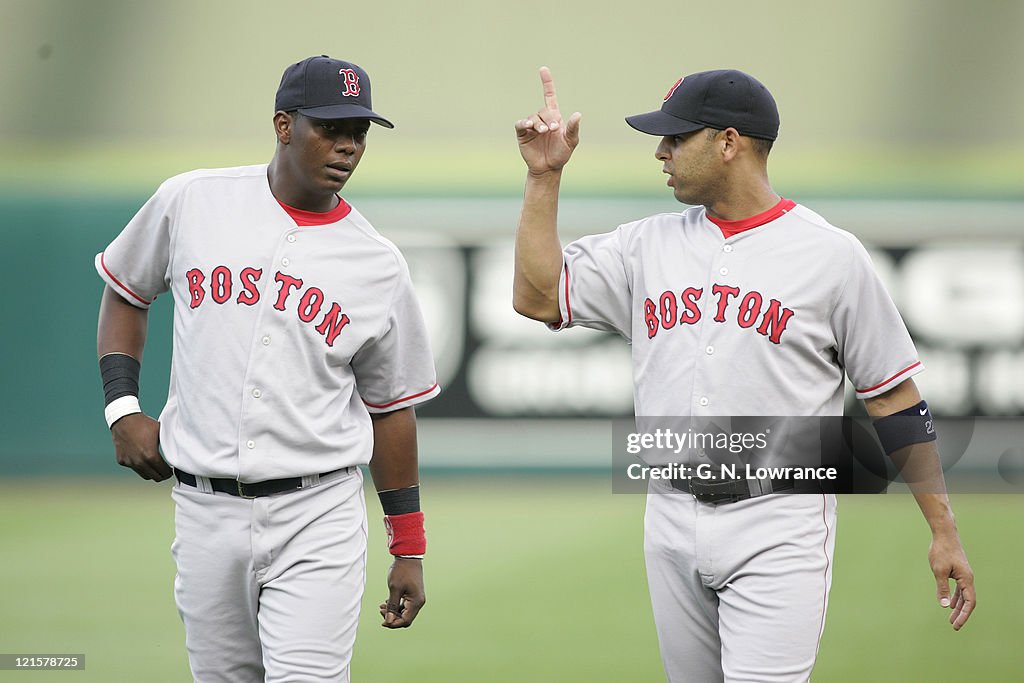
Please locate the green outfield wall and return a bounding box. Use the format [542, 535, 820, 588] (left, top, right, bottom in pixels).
[2, 194, 1022, 475]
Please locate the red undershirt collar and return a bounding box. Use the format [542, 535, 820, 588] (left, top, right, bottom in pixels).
[276, 197, 352, 226]
[706, 197, 796, 238]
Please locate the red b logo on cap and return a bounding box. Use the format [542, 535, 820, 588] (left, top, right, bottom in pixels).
[664, 77, 684, 101]
[339, 69, 360, 97]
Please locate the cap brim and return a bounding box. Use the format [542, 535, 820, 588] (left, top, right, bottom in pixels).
[624, 110, 704, 136]
[297, 104, 394, 129]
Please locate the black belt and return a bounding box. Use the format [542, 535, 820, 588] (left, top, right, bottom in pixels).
[670, 475, 795, 505]
[174, 467, 350, 499]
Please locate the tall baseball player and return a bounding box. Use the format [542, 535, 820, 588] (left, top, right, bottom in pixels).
[95, 56, 439, 682]
[513, 67, 976, 682]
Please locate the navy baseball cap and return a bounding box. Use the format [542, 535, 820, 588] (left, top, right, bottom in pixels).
[275, 55, 394, 128]
[625, 69, 779, 140]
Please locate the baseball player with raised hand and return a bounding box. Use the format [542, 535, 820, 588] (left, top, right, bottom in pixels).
[513, 67, 975, 681]
[96, 55, 439, 681]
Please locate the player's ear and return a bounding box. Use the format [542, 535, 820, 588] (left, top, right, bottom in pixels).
[274, 111, 295, 145]
[720, 127, 741, 162]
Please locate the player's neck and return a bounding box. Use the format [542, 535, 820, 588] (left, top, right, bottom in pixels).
[267, 159, 341, 213]
[704, 181, 780, 222]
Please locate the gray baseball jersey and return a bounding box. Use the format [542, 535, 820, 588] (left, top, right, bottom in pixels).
[95, 164, 439, 481]
[549, 199, 921, 417]
[547, 198, 920, 682]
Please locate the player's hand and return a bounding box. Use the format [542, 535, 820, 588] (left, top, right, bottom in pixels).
[379, 558, 425, 629]
[928, 531, 975, 630]
[110, 412, 171, 481]
[515, 66, 582, 176]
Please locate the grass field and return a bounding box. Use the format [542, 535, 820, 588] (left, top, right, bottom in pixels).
[0, 476, 1020, 682]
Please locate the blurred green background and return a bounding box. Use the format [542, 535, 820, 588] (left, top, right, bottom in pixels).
[2, 0, 1023, 197]
[2, 0, 1022, 681]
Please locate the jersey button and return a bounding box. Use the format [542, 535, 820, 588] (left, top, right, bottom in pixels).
[723, 244, 733, 253]
[699, 397, 709, 407]
[287, 235, 296, 243]
[262, 336, 271, 346]
[705, 345, 714, 355]
[281, 257, 291, 267]
[252, 388, 262, 398]
[246, 440, 255, 450]
[719, 267, 729, 276]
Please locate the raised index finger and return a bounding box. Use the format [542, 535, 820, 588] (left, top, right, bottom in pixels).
[539, 66, 559, 112]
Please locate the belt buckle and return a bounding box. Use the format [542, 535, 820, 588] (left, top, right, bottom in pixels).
[236, 481, 257, 499]
[692, 490, 715, 503]
[692, 489, 731, 504]
[690, 478, 742, 505]
[688, 478, 716, 499]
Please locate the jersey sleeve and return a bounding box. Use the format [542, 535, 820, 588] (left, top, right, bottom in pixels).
[547, 226, 633, 340]
[352, 257, 440, 413]
[831, 238, 923, 399]
[94, 178, 179, 308]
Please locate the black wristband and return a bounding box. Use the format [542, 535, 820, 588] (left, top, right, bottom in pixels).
[100, 353, 141, 405]
[872, 400, 937, 455]
[378, 485, 421, 516]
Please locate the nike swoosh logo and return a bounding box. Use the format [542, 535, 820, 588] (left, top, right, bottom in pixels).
[919, 408, 928, 415]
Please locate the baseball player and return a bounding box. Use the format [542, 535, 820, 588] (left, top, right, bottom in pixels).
[95, 56, 439, 682]
[513, 67, 975, 682]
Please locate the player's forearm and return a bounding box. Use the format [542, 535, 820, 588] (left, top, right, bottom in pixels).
[513, 170, 565, 323]
[864, 380, 959, 537]
[368, 407, 420, 490]
[97, 285, 149, 360]
[889, 444, 959, 537]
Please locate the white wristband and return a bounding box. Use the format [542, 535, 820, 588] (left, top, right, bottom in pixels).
[105, 395, 142, 429]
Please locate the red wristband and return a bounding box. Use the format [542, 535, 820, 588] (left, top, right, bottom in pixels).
[384, 512, 426, 556]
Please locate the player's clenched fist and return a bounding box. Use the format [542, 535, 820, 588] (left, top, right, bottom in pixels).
[111, 412, 171, 481]
[515, 66, 582, 175]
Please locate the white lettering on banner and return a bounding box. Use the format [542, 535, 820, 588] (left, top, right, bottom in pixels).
[467, 343, 634, 415]
[899, 246, 1024, 346]
[471, 245, 604, 347]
